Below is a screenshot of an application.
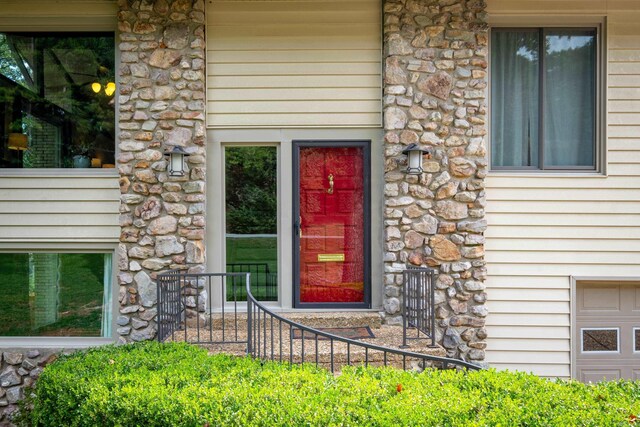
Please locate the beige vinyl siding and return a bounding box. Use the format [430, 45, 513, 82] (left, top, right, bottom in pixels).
[206, 0, 382, 128]
[0, 0, 116, 30]
[486, 0, 640, 378]
[0, 175, 120, 242]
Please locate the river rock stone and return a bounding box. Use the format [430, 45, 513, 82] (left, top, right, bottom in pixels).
[430, 235, 461, 261]
[155, 235, 184, 257]
[2, 354, 22, 366]
[417, 71, 453, 100]
[443, 328, 462, 349]
[186, 240, 205, 263]
[165, 127, 192, 147]
[164, 24, 190, 49]
[149, 49, 182, 69]
[148, 216, 178, 235]
[435, 201, 468, 220]
[135, 271, 156, 307]
[404, 230, 424, 249]
[385, 56, 407, 84]
[130, 324, 157, 342]
[5, 387, 21, 404]
[413, 215, 438, 235]
[0, 368, 20, 388]
[450, 157, 477, 177]
[384, 107, 407, 130]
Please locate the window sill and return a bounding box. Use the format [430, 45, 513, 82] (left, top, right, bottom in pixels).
[0, 337, 114, 349]
[0, 169, 118, 178]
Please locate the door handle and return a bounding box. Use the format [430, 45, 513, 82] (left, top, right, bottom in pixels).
[295, 216, 302, 238]
[327, 174, 334, 194]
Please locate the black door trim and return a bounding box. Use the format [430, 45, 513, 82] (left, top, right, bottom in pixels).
[292, 140, 371, 309]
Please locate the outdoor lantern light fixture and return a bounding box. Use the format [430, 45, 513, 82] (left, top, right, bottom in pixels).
[402, 143, 430, 175]
[164, 146, 190, 177]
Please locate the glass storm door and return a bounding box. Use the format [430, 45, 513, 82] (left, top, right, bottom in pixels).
[293, 142, 370, 308]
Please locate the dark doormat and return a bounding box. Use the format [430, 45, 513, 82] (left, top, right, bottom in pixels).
[291, 326, 375, 341]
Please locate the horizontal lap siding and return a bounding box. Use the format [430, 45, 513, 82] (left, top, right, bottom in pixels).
[0, 176, 120, 242]
[486, 0, 640, 378]
[206, 0, 382, 128]
[0, 1, 116, 29]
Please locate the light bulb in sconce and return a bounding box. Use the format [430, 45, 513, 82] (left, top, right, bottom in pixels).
[401, 144, 431, 175]
[164, 146, 191, 177]
[104, 82, 116, 97]
[91, 82, 102, 93]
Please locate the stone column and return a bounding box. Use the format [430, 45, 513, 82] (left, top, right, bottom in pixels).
[382, 0, 488, 362]
[116, 0, 206, 343]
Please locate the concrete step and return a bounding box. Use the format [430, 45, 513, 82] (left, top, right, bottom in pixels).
[168, 310, 449, 373]
[187, 311, 382, 330]
[168, 322, 444, 369]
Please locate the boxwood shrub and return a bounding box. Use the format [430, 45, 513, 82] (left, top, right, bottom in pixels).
[19, 342, 640, 426]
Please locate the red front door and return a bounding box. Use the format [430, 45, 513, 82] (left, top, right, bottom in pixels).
[296, 144, 368, 306]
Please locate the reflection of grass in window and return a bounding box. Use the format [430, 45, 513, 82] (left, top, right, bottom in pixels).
[226, 236, 277, 301]
[0, 253, 105, 337]
[0, 254, 30, 336]
[49, 254, 104, 337]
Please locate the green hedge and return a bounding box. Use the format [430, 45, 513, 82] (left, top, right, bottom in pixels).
[20, 342, 640, 426]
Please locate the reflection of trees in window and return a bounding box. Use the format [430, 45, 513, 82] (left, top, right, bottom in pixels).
[225, 147, 277, 234]
[0, 34, 28, 85]
[0, 33, 115, 168]
[0, 253, 111, 337]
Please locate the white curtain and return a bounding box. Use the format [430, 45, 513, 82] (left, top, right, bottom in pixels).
[491, 30, 540, 168]
[544, 32, 596, 167]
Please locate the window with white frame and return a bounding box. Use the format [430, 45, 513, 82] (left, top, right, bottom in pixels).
[581, 328, 619, 353]
[0, 252, 113, 337]
[491, 28, 598, 170]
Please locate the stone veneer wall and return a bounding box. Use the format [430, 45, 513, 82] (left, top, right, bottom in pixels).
[0, 350, 58, 422]
[116, 0, 207, 343]
[382, 0, 488, 362]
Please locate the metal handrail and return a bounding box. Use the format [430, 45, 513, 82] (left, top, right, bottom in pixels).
[402, 268, 436, 347]
[246, 278, 482, 372]
[156, 268, 482, 371]
[157, 271, 249, 345]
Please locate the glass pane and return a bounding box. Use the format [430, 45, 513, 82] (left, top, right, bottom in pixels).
[0, 33, 115, 168]
[544, 30, 596, 167]
[299, 146, 365, 303]
[491, 30, 540, 168]
[225, 147, 278, 301]
[635, 329, 640, 352]
[0, 253, 112, 337]
[582, 329, 618, 352]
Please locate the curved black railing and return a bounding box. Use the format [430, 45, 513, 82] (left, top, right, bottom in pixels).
[157, 269, 482, 372]
[246, 280, 482, 372]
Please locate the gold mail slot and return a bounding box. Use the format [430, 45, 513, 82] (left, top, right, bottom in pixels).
[317, 253, 345, 262]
